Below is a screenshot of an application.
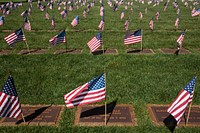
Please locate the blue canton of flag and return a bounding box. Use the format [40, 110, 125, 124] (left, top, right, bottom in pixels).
[0, 16, 4, 26]
[88, 74, 105, 90]
[184, 76, 196, 103]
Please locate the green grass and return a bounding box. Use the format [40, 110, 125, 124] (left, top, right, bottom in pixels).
[0, 0, 200, 132]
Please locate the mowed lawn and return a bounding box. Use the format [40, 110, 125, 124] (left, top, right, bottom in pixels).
[0, 0, 200, 132]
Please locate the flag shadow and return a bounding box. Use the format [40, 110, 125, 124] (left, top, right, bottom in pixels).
[163, 114, 177, 133]
[92, 49, 106, 55]
[80, 99, 118, 124]
[16, 104, 52, 125]
[126, 49, 141, 53]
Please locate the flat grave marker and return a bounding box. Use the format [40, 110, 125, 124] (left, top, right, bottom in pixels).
[126, 49, 154, 54]
[75, 103, 135, 126]
[148, 104, 200, 127]
[92, 49, 118, 55]
[54, 49, 82, 54]
[0, 105, 64, 126]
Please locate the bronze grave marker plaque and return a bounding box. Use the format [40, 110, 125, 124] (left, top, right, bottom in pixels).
[0, 105, 64, 126]
[75, 104, 135, 126]
[148, 104, 200, 127]
[92, 49, 118, 55]
[54, 49, 82, 54]
[126, 49, 154, 54]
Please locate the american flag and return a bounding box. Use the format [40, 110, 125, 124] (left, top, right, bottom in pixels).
[120, 10, 124, 19]
[49, 30, 66, 47]
[4, 28, 26, 47]
[100, 9, 104, 16]
[98, 16, 105, 30]
[192, 8, 200, 17]
[0, 16, 4, 26]
[87, 32, 103, 52]
[83, 9, 87, 18]
[155, 11, 159, 20]
[45, 10, 50, 20]
[68, 4, 73, 11]
[139, 12, 143, 19]
[24, 17, 31, 31]
[64, 73, 106, 108]
[71, 16, 79, 27]
[60, 10, 67, 18]
[177, 30, 185, 45]
[167, 76, 196, 123]
[124, 19, 129, 31]
[149, 17, 154, 30]
[0, 76, 22, 118]
[124, 29, 142, 45]
[175, 16, 179, 28]
[21, 10, 28, 18]
[51, 15, 55, 29]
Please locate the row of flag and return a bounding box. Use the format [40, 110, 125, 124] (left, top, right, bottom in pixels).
[3, 27, 185, 51]
[0, 73, 197, 132]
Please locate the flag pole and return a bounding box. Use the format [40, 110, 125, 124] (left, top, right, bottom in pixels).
[186, 74, 197, 126]
[104, 69, 107, 126]
[22, 28, 30, 54]
[21, 113, 26, 124]
[140, 29, 143, 51]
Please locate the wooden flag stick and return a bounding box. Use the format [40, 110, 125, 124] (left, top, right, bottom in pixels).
[102, 45, 104, 54]
[22, 28, 30, 54]
[140, 29, 143, 51]
[21, 113, 26, 124]
[104, 69, 107, 126]
[186, 75, 197, 126]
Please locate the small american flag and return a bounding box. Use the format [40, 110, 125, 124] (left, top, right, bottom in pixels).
[124, 29, 142, 45]
[175, 16, 179, 28]
[149, 17, 154, 30]
[0, 75, 22, 118]
[51, 15, 55, 29]
[177, 30, 185, 45]
[0, 16, 4, 26]
[167, 76, 196, 123]
[124, 18, 129, 31]
[120, 10, 124, 19]
[24, 17, 31, 31]
[49, 30, 66, 47]
[21, 10, 28, 18]
[98, 16, 104, 30]
[192, 8, 200, 17]
[139, 12, 143, 19]
[4, 28, 26, 47]
[45, 10, 50, 20]
[87, 32, 103, 52]
[155, 11, 159, 20]
[64, 73, 106, 108]
[60, 10, 67, 18]
[71, 16, 79, 27]
[83, 9, 87, 18]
